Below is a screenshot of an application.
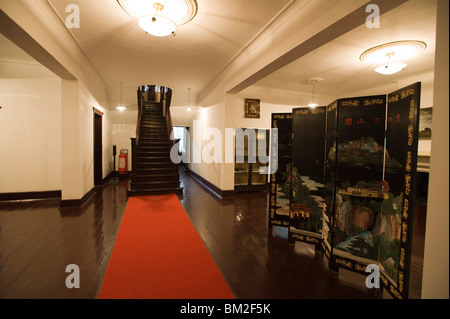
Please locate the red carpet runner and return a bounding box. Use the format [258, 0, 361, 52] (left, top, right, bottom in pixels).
[98, 194, 235, 299]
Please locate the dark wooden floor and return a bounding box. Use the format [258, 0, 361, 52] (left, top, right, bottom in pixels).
[0, 169, 426, 299]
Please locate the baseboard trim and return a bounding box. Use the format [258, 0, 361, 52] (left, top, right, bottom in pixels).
[184, 168, 235, 199]
[60, 187, 96, 208]
[0, 190, 62, 201]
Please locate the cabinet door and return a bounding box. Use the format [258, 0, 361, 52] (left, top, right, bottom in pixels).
[235, 163, 250, 186]
[234, 128, 269, 191]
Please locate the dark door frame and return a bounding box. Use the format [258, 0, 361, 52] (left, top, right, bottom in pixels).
[93, 108, 103, 186]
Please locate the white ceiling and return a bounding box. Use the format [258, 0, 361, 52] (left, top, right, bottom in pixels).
[0, 0, 438, 124]
[255, 0, 437, 103]
[48, 0, 292, 108]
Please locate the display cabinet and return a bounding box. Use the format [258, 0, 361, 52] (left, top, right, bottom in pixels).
[234, 129, 269, 191]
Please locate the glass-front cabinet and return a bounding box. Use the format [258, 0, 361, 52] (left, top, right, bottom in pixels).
[234, 128, 269, 191]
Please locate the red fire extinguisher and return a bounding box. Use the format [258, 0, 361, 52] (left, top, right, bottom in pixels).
[118, 149, 128, 175]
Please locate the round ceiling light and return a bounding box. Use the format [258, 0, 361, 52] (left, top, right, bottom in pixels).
[117, 0, 198, 25]
[360, 40, 427, 64]
[138, 15, 177, 37]
[375, 63, 407, 75]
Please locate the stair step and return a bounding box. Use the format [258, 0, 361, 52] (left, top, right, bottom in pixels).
[141, 117, 163, 119]
[131, 181, 181, 191]
[136, 171, 179, 177]
[142, 114, 163, 117]
[137, 156, 172, 161]
[137, 157, 172, 163]
[139, 138, 168, 142]
[137, 162, 177, 169]
[140, 133, 167, 137]
[140, 127, 166, 131]
[139, 142, 169, 147]
[141, 124, 166, 128]
[140, 128, 166, 131]
[136, 175, 179, 183]
[140, 136, 168, 139]
[140, 137, 168, 140]
[141, 121, 164, 124]
[139, 147, 170, 153]
[127, 188, 183, 196]
[140, 133, 167, 136]
[140, 125, 166, 129]
[138, 153, 171, 157]
[140, 126, 166, 130]
[136, 168, 176, 175]
[139, 140, 168, 144]
[141, 120, 165, 123]
[138, 147, 170, 152]
[140, 132, 167, 136]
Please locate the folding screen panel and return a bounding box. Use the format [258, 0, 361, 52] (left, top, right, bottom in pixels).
[269, 113, 293, 228]
[327, 95, 387, 271]
[379, 82, 421, 299]
[288, 107, 326, 247]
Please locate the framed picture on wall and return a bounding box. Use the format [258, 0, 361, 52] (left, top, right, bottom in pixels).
[419, 107, 432, 140]
[245, 98, 261, 118]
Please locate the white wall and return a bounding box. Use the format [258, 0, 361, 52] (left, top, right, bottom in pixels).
[222, 92, 298, 191]
[187, 90, 299, 192]
[1, 1, 113, 200]
[171, 105, 196, 127]
[61, 80, 112, 200]
[0, 77, 61, 193]
[421, 0, 449, 299]
[112, 124, 135, 171]
[188, 101, 226, 189]
[78, 82, 112, 192]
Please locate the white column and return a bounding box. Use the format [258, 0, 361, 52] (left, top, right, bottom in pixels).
[421, 0, 449, 299]
[61, 79, 82, 200]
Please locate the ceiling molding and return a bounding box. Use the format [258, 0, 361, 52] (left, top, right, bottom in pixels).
[246, 84, 331, 98]
[0, 9, 76, 80]
[0, 1, 110, 107]
[198, 0, 308, 104]
[206, 0, 308, 85]
[42, 0, 105, 85]
[227, 0, 409, 94]
[0, 56, 42, 66]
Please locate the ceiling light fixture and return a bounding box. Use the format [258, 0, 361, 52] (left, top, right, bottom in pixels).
[117, 0, 198, 37]
[306, 78, 323, 108]
[186, 88, 192, 111]
[374, 53, 407, 75]
[116, 82, 126, 111]
[360, 40, 427, 75]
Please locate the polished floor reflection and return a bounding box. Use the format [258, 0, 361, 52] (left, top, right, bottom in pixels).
[0, 180, 129, 299]
[0, 169, 425, 299]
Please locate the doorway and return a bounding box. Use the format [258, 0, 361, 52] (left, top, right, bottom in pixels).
[93, 108, 103, 186]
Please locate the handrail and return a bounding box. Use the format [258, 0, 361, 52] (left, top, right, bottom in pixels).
[132, 86, 145, 182]
[163, 88, 174, 148]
